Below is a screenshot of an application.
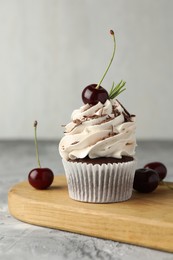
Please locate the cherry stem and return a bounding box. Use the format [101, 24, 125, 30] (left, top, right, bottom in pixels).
[34, 120, 41, 168]
[96, 30, 116, 89]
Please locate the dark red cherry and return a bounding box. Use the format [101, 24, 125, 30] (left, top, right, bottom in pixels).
[133, 168, 159, 193]
[82, 84, 109, 105]
[28, 121, 54, 190]
[144, 162, 167, 181]
[28, 168, 54, 190]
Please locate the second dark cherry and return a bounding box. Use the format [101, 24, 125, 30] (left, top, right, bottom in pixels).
[144, 162, 167, 181]
[82, 84, 109, 105]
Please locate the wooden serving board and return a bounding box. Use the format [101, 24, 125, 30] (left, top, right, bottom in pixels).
[8, 175, 173, 253]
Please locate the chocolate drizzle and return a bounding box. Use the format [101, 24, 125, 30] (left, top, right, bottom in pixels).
[65, 99, 135, 134]
[84, 115, 100, 119]
[71, 141, 79, 145]
[112, 105, 121, 117]
[122, 111, 132, 122]
[73, 119, 82, 125]
[116, 99, 135, 123]
[95, 115, 114, 125]
[116, 99, 131, 117]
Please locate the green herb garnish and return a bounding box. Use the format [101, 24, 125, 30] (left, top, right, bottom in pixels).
[109, 80, 126, 99]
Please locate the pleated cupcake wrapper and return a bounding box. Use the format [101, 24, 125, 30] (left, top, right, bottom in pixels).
[62, 159, 136, 203]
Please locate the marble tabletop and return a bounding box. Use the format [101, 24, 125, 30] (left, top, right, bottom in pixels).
[0, 140, 173, 260]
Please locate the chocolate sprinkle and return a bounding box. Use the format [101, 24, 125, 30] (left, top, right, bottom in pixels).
[116, 99, 131, 117]
[73, 119, 82, 125]
[71, 141, 79, 145]
[122, 111, 132, 122]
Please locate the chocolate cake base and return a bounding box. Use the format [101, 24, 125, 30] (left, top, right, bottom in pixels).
[68, 156, 134, 165]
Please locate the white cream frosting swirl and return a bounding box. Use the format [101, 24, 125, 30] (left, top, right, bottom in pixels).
[59, 99, 136, 160]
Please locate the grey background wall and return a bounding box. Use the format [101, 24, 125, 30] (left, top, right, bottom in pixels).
[0, 0, 172, 140]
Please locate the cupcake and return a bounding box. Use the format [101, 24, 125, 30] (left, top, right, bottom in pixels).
[59, 30, 136, 203]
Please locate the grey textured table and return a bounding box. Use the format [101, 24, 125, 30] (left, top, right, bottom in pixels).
[0, 140, 173, 260]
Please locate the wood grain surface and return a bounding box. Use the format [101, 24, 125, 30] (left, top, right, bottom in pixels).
[8, 175, 173, 253]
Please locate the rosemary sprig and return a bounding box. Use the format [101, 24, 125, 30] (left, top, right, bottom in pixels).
[109, 80, 126, 99]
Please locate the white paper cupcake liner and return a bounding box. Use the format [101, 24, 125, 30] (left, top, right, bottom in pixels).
[62, 159, 136, 203]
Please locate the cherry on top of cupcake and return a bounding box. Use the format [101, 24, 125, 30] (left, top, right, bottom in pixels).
[82, 30, 126, 105]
